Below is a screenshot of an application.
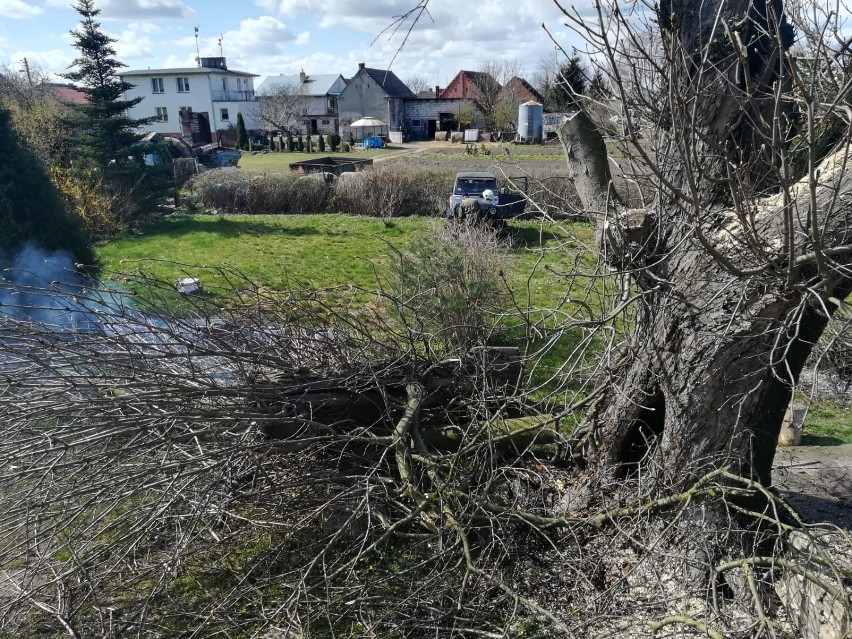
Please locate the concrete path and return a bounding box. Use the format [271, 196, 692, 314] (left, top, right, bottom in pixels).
[371, 144, 427, 163]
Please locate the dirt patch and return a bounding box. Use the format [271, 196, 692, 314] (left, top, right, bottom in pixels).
[773, 444, 852, 530]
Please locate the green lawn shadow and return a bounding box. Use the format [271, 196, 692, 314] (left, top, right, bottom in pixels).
[141, 216, 322, 239]
[801, 434, 846, 446]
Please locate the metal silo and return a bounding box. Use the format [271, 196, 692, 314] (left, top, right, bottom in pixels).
[516, 100, 543, 143]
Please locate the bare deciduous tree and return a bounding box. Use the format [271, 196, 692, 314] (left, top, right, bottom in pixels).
[2, 0, 852, 637]
[403, 72, 432, 95]
[257, 82, 308, 136]
[471, 59, 523, 131]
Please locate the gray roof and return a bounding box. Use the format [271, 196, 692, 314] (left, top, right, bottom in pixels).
[121, 67, 257, 77]
[360, 67, 415, 98]
[257, 73, 345, 96]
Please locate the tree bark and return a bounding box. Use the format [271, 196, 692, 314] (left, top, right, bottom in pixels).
[559, 120, 852, 489]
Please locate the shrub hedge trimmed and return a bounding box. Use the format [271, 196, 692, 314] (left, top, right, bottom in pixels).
[188, 164, 583, 218]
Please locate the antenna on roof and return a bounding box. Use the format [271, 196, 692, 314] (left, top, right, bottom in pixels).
[194, 26, 201, 67]
[218, 34, 224, 58]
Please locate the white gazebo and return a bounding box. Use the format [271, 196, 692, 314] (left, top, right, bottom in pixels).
[349, 117, 388, 142]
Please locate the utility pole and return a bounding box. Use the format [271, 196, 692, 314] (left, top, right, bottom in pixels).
[21, 58, 33, 87]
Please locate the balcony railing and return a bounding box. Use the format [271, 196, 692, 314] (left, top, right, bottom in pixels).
[211, 90, 256, 102]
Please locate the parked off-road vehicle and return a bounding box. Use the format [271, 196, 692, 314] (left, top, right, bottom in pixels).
[446, 171, 528, 228]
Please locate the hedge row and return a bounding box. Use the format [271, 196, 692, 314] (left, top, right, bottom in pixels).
[188, 165, 582, 218]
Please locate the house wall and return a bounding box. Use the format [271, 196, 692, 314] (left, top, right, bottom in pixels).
[499, 78, 542, 107]
[122, 71, 260, 142]
[438, 72, 479, 99]
[403, 98, 483, 140]
[301, 95, 339, 134]
[338, 70, 403, 141]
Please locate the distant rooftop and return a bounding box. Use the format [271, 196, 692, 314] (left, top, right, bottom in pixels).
[257, 73, 345, 96]
[121, 67, 257, 77]
[357, 66, 415, 99]
[49, 83, 87, 105]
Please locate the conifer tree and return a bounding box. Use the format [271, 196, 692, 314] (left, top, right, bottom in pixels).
[235, 113, 248, 150]
[547, 55, 588, 111]
[0, 109, 93, 263]
[62, 0, 150, 170]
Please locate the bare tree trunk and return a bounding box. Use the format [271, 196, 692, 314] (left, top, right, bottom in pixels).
[560, 111, 852, 490]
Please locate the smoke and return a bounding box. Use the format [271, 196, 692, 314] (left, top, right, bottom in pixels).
[0, 242, 97, 331]
[0, 242, 247, 387]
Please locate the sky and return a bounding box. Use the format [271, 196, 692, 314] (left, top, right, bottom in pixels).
[0, 0, 592, 89]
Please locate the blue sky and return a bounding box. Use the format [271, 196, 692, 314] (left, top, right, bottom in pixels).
[0, 0, 588, 87]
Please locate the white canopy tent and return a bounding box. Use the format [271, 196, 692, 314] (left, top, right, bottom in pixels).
[349, 117, 388, 142]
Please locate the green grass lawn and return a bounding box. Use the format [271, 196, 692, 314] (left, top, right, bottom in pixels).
[96, 214, 595, 311]
[801, 400, 852, 445]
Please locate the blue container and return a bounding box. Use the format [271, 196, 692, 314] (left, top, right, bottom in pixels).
[363, 136, 385, 149]
[517, 101, 544, 143]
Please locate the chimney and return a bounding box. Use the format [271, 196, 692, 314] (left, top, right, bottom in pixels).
[358, 62, 366, 70]
[435, 85, 440, 98]
[299, 69, 307, 83]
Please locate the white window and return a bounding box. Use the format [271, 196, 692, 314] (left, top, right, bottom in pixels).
[151, 77, 164, 94]
[177, 77, 190, 92]
[322, 119, 330, 125]
[411, 119, 422, 128]
[220, 108, 229, 121]
[155, 107, 168, 122]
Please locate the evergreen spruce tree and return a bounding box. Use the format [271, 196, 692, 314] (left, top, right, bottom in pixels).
[588, 70, 611, 100]
[235, 113, 248, 150]
[62, 0, 151, 170]
[548, 55, 588, 111]
[318, 134, 325, 153]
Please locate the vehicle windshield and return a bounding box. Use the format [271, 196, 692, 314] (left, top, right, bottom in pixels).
[455, 178, 497, 196]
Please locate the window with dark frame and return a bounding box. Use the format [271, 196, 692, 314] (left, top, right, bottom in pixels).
[151, 77, 164, 93]
[155, 106, 168, 122]
[177, 77, 190, 92]
[220, 108, 229, 121]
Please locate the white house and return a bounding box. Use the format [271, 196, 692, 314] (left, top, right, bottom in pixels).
[256, 71, 347, 135]
[120, 57, 260, 147]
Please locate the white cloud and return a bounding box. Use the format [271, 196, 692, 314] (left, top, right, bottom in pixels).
[98, 0, 195, 21]
[10, 47, 74, 78]
[295, 30, 310, 45]
[0, 0, 43, 19]
[252, 0, 589, 79]
[184, 16, 297, 64]
[109, 22, 161, 60]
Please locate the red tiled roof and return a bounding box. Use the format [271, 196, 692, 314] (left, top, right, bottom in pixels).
[50, 85, 88, 105]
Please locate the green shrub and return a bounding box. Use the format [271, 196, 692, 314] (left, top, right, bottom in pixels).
[341, 142, 350, 153]
[318, 135, 326, 153]
[0, 109, 93, 263]
[328, 133, 341, 152]
[390, 222, 511, 353]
